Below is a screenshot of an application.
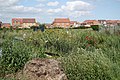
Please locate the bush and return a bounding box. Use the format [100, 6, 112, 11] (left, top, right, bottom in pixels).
[72, 26, 88, 29]
[61, 49, 120, 80]
[0, 38, 46, 77]
[91, 25, 100, 31]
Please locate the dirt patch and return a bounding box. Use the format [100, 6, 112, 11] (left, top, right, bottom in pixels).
[15, 58, 67, 80]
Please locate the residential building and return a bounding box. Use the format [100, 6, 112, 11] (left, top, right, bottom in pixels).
[1, 23, 11, 28]
[0, 21, 2, 28]
[106, 20, 118, 27]
[81, 20, 100, 27]
[98, 20, 107, 26]
[117, 20, 120, 26]
[52, 18, 71, 28]
[12, 18, 37, 28]
[45, 23, 52, 28]
[70, 21, 80, 27]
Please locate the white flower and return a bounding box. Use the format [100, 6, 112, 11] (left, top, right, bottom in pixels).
[45, 40, 48, 43]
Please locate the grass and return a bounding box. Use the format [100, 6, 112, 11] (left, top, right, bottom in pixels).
[0, 28, 120, 80]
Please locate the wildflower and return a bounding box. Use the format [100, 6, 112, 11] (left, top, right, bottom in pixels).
[86, 36, 89, 40]
[86, 44, 91, 48]
[45, 40, 48, 43]
[23, 33, 26, 38]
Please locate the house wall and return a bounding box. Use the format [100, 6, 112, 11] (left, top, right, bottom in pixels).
[12, 18, 36, 28]
[22, 23, 36, 28]
[1, 24, 11, 28]
[12, 18, 23, 28]
[53, 23, 70, 28]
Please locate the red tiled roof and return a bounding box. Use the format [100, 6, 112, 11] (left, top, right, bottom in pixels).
[106, 20, 117, 24]
[23, 18, 36, 23]
[53, 18, 70, 23]
[12, 18, 23, 24]
[2, 23, 11, 25]
[84, 20, 97, 23]
[70, 21, 77, 24]
[83, 20, 100, 25]
[1, 23, 11, 28]
[117, 20, 120, 23]
[12, 18, 36, 23]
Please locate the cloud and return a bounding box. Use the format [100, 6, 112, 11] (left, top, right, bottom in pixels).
[61, 1, 92, 11]
[35, 3, 45, 7]
[47, 8, 62, 13]
[0, 0, 43, 23]
[0, 0, 94, 23]
[36, 0, 47, 2]
[47, 1, 59, 6]
[0, 0, 42, 14]
[0, 0, 19, 7]
[11, 5, 42, 13]
[47, 1, 93, 18]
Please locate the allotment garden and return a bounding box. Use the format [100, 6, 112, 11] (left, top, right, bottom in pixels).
[0, 28, 120, 80]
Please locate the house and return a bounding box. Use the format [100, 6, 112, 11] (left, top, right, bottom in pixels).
[106, 20, 118, 27]
[70, 21, 80, 27]
[52, 18, 71, 28]
[45, 23, 52, 28]
[98, 20, 107, 26]
[81, 20, 100, 27]
[0, 21, 2, 28]
[12, 18, 37, 28]
[1, 23, 11, 28]
[117, 20, 120, 26]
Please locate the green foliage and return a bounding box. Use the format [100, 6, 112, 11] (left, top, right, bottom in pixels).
[0, 35, 46, 77]
[91, 25, 100, 31]
[61, 49, 120, 80]
[0, 78, 16, 80]
[72, 26, 88, 29]
[0, 29, 120, 80]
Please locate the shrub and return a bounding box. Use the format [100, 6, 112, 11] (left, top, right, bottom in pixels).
[72, 26, 88, 29]
[61, 49, 120, 80]
[91, 25, 100, 31]
[0, 38, 46, 77]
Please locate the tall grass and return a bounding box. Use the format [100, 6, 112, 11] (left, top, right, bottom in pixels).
[0, 29, 120, 80]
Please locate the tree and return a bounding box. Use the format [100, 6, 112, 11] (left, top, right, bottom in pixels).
[39, 24, 45, 32]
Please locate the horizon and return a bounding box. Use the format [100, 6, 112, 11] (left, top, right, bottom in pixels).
[0, 0, 120, 23]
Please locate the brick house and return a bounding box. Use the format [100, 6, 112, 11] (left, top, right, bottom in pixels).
[1, 23, 11, 28]
[106, 20, 118, 27]
[117, 20, 120, 26]
[52, 18, 71, 28]
[98, 20, 107, 26]
[81, 20, 100, 27]
[12, 18, 37, 28]
[45, 23, 52, 28]
[70, 21, 79, 27]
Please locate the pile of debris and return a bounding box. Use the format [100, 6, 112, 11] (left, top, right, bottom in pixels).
[16, 58, 68, 80]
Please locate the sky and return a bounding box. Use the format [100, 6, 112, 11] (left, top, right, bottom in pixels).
[0, 0, 120, 23]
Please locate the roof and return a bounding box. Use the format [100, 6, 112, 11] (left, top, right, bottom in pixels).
[117, 20, 120, 23]
[12, 18, 36, 23]
[23, 18, 36, 23]
[84, 20, 97, 23]
[1, 23, 11, 28]
[53, 18, 70, 23]
[106, 20, 118, 24]
[2, 23, 11, 26]
[70, 21, 77, 24]
[83, 20, 100, 25]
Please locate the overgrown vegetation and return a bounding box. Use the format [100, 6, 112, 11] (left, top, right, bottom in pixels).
[0, 28, 120, 80]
